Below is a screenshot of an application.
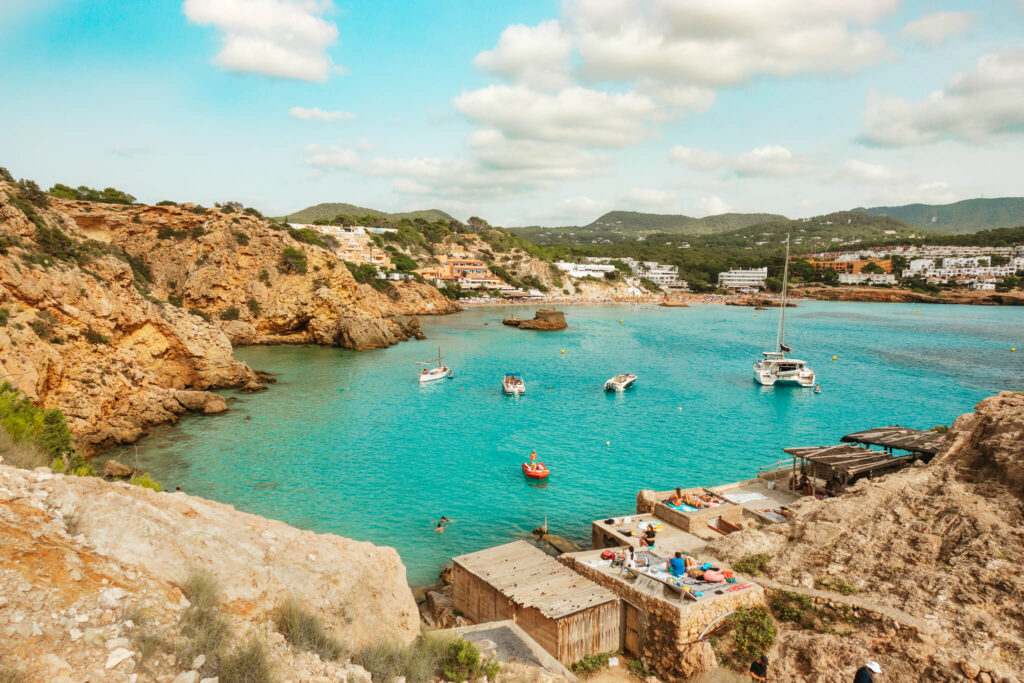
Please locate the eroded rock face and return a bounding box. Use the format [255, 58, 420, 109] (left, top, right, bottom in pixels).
[0, 463, 418, 679]
[706, 392, 1024, 681]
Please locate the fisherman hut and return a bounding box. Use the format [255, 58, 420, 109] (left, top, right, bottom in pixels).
[452, 541, 621, 665]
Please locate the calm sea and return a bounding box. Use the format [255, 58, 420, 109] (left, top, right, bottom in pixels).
[109, 302, 1024, 584]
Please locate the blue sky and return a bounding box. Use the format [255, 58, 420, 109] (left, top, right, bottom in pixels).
[2, 0, 1023, 225]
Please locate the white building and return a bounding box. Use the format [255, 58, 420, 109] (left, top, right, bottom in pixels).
[902, 265, 1018, 281]
[972, 281, 996, 291]
[838, 273, 897, 286]
[945, 256, 990, 268]
[718, 267, 768, 291]
[909, 258, 935, 271]
[555, 261, 617, 278]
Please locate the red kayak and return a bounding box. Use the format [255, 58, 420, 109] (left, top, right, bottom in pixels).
[522, 462, 550, 479]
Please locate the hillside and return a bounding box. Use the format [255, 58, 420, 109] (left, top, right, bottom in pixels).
[512, 210, 785, 245]
[282, 201, 455, 224]
[855, 197, 1024, 234]
[699, 210, 926, 250]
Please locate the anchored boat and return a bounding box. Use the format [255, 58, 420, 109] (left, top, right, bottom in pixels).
[753, 230, 815, 388]
[604, 373, 637, 392]
[417, 348, 452, 383]
[502, 372, 526, 395]
[522, 462, 550, 479]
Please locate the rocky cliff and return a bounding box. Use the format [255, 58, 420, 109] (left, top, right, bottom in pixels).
[0, 461, 418, 681]
[0, 182, 457, 453]
[795, 285, 1024, 306]
[707, 392, 1024, 682]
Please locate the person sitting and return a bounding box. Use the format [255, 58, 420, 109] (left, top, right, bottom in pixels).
[668, 487, 684, 506]
[854, 661, 882, 682]
[749, 654, 769, 682]
[640, 524, 657, 548]
[623, 546, 637, 572]
[667, 552, 688, 576]
[798, 472, 811, 495]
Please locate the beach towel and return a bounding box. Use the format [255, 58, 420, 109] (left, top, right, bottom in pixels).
[723, 492, 767, 504]
[667, 502, 698, 512]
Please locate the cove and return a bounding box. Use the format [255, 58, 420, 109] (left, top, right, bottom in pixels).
[109, 302, 1024, 585]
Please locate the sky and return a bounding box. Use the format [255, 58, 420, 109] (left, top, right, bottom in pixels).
[1, 0, 1023, 226]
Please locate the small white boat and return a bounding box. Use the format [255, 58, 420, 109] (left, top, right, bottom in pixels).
[417, 348, 452, 383]
[502, 373, 526, 395]
[753, 229, 815, 388]
[604, 373, 637, 392]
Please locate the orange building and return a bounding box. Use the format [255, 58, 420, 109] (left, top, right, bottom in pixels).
[808, 258, 892, 274]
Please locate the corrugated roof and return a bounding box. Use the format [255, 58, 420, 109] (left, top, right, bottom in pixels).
[783, 444, 912, 476]
[840, 426, 945, 455]
[453, 541, 617, 619]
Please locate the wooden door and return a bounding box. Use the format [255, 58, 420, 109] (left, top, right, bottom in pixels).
[623, 602, 642, 656]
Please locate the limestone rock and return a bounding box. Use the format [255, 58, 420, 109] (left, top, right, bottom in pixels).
[103, 460, 133, 478]
[174, 390, 228, 414]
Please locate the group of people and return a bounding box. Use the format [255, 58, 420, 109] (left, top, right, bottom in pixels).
[667, 487, 722, 509]
[789, 470, 843, 498]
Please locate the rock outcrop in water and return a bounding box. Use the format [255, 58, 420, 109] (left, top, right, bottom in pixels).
[0, 461, 418, 680]
[502, 309, 567, 330]
[0, 181, 457, 452]
[706, 392, 1024, 682]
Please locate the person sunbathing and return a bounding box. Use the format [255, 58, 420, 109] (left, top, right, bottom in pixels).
[683, 492, 702, 508]
[640, 524, 657, 548]
[669, 488, 684, 506]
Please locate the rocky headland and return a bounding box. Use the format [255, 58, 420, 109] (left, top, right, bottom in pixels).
[795, 285, 1024, 306]
[706, 391, 1024, 682]
[0, 180, 457, 454]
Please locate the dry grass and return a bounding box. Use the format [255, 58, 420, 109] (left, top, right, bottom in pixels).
[273, 597, 344, 660]
[354, 634, 498, 683]
[218, 637, 273, 683]
[179, 569, 230, 666]
[0, 430, 48, 470]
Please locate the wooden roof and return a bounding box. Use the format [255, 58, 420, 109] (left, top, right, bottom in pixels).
[453, 541, 617, 619]
[784, 444, 912, 477]
[840, 426, 945, 455]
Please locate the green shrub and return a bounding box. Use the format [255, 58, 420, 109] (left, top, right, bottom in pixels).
[243, 207, 262, 217]
[734, 553, 771, 577]
[156, 200, 178, 206]
[278, 247, 308, 274]
[390, 251, 419, 272]
[46, 184, 135, 204]
[258, 269, 271, 285]
[814, 577, 858, 595]
[130, 472, 163, 492]
[729, 606, 776, 663]
[85, 327, 111, 345]
[245, 298, 260, 315]
[273, 597, 343, 661]
[627, 659, 650, 678]
[29, 313, 56, 340]
[219, 637, 273, 683]
[570, 652, 611, 674]
[50, 450, 96, 477]
[35, 224, 78, 261]
[233, 231, 250, 246]
[354, 635, 497, 683]
[17, 178, 50, 207]
[0, 166, 13, 183]
[188, 307, 211, 322]
[167, 294, 183, 308]
[288, 227, 336, 249]
[220, 306, 240, 321]
[0, 429, 49, 470]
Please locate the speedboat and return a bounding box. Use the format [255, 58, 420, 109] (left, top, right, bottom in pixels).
[502, 373, 526, 395]
[417, 348, 452, 383]
[604, 373, 637, 392]
[522, 462, 549, 479]
[753, 229, 815, 388]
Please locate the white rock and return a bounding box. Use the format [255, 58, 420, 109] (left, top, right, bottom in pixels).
[106, 648, 134, 669]
[100, 587, 129, 608]
[107, 637, 132, 650]
[69, 627, 84, 641]
[172, 671, 200, 683]
[199, 678, 218, 683]
[41, 653, 72, 673]
[192, 655, 206, 670]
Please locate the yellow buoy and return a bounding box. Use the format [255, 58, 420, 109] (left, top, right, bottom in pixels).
[1012, 348, 1017, 352]
[561, 349, 565, 354]
[832, 355, 837, 361]
[754, 313, 758, 317]
[619, 318, 623, 323]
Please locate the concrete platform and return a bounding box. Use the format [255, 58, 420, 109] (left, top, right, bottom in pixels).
[438, 620, 576, 680]
[591, 512, 708, 556]
[710, 478, 801, 522]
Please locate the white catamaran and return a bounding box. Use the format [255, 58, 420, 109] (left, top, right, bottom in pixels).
[753, 231, 815, 387]
[417, 348, 452, 383]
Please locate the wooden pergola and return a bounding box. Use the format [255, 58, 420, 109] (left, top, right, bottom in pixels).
[783, 444, 914, 488]
[840, 426, 945, 457]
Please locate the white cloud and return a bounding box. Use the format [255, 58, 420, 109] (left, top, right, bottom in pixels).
[183, 0, 339, 82]
[369, 130, 609, 199]
[832, 159, 904, 184]
[572, 0, 895, 91]
[733, 145, 811, 177]
[863, 49, 1024, 146]
[473, 20, 572, 90]
[289, 106, 355, 121]
[393, 179, 432, 194]
[875, 181, 958, 206]
[901, 12, 972, 47]
[670, 144, 811, 176]
[528, 196, 613, 224]
[454, 85, 659, 148]
[698, 195, 732, 216]
[304, 144, 357, 169]
[620, 188, 678, 211]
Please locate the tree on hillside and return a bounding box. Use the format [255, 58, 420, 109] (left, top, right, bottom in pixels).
[861, 262, 886, 274]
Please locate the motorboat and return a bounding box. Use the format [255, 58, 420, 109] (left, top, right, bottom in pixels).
[502, 373, 526, 395]
[604, 373, 637, 392]
[522, 462, 549, 479]
[417, 348, 452, 383]
[753, 230, 815, 388]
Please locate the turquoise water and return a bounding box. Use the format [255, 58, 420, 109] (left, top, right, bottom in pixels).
[110, 303, 1024, 585]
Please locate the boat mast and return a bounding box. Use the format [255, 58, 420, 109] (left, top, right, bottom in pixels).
[777, 229, 792, 353]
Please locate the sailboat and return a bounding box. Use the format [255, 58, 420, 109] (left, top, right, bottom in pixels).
[417, 348, 452, 383]
[753, 231, 815, 387]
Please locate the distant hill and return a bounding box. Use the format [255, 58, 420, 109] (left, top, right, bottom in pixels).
[280, 202, 456, 224]
[854, 197, 1024, 234]
[698, 211, 926, 252]
[511, 210, 785, 245]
